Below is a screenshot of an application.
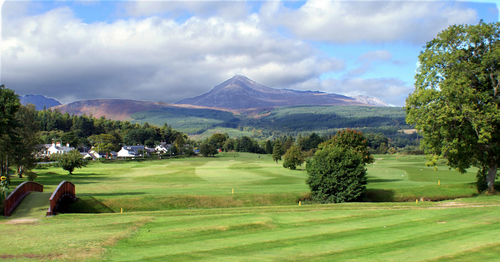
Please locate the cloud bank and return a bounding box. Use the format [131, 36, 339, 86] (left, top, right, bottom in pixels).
[1, 0, 492, 106]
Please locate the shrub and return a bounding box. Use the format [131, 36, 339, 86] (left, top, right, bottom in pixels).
[306, 146, 366, 203]
[26, 171, 38, 181]
[52, 150, 87, 174]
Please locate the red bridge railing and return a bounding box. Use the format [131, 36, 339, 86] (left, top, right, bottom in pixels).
[47, 181, 76, 216]
[4, 181, 44, 217]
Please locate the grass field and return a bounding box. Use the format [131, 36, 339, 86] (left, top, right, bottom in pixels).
[1, 153, 499, 261]
[27, 153, 479, 212]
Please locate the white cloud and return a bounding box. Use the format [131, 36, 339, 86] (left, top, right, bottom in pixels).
[3, 0, 487, 107]
[323, 77, 414, 107]
[346, 50, 394, 77]
[263, 0, 479, 44]
[2, 6, 344, 104]
[121, 1, 252, 21]
[271, 72, 414, 107]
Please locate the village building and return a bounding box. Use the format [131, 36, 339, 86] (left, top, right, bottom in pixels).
[40, 142, 75, 156]
[117, 145, 145, 158]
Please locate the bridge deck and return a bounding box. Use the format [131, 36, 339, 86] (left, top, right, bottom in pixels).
[9, 192, 52, 220]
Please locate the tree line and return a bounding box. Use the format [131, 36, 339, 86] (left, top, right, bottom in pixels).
[0, 85, 189, 178]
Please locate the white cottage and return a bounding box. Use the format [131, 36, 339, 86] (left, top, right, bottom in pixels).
[117, 145, 145, 158]
[45, 142, 75, 155]
[155, 144, 171, 154]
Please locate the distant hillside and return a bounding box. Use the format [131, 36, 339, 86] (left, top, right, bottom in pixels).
[176, 75, 388, 109]
[54, 99, 165, 120]
[20, 94, 61, 110]
[54, 99, 240, 134]
[238, 105, 405, 133]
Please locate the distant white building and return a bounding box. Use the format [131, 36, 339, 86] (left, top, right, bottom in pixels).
[117, 145, 145, 158]
[155, 143, 171, 154]
[42, 142, 75, 156]
[88, 150, 107, 159]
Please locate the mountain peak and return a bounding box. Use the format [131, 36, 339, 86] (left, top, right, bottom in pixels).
[176, 75, 375, 109]
[230, 75, 249, 81]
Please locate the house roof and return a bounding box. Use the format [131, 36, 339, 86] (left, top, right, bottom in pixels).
[121, 145, 145, 153]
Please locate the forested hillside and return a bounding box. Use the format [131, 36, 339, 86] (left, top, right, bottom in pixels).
[125, 105, 416, 148]
[36, 109, 186, 151]
[243, 106, 407, 132]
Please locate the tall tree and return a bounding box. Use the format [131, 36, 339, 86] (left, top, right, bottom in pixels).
[406, 21, 500, 192]
[265, 140, 273, 154]
[12, 105, 42, 178]
[0, 85, 21, 176]
[272, 141, 284, 164]
[174, 134, 186, 155]
[283, 137, 293, 153]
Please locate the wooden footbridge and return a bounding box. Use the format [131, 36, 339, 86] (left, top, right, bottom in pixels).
[3, 180, 76, 218]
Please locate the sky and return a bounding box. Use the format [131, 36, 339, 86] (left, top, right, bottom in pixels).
[1, 0, 499, 107]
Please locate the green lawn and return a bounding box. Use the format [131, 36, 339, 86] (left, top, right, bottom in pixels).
[1, 153, 498, 261]
[1, 197, 499, 261]
[366, 155, 478, 201]
[10, 153, 482, 212]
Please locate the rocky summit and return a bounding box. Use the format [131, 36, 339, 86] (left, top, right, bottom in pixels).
[176, 75, 388, 109]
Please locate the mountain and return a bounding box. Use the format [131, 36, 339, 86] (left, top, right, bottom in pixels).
[20, 94, 61, 110]
[352, 95, 389, 107]
[176, 75, 389, 109]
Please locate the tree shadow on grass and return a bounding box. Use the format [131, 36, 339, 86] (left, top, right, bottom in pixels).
[368, 179, 404, 183]
[36, 172, 125, 186]
[77, 192, 146, 197]
[363, 189, 396, 202]
[60, 196, 115, 214]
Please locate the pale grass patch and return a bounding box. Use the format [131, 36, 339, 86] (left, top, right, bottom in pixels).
[4, 218, 39, 224]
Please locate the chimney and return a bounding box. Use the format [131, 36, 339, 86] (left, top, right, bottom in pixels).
[66, 143, 70, 147]
[56, 142, 61, 147]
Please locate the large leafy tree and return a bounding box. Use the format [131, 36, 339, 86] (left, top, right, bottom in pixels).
[320, 129, 374, 165]
[199, 142, 218, 157]
[306, 130, 371, 203]
[283, 145, 305, 170]
[406, 21, 500, 192]
[306, 146, 366, 203]
[209, 133, 227, 149]
[298, 132, 323, 152]
[53, 150, 87, 174]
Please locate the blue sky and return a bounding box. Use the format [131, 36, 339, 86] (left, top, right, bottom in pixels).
[1, 0, 499, 106]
